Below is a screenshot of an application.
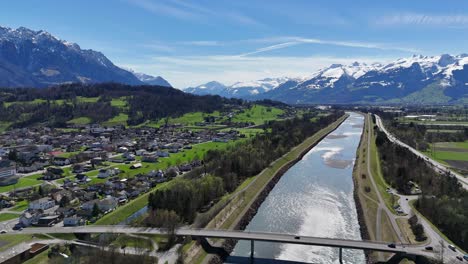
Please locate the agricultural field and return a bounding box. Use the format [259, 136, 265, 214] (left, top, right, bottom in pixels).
[103, 113, 128, 126]
[424, 141, 468, 175]
[231, 105, 284, 125]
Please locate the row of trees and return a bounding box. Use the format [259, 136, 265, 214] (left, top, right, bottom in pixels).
[375, 129, 462, 197]
[148, 110, 344, 223]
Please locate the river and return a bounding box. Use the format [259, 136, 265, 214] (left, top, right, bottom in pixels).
[227, 112, 365, 264]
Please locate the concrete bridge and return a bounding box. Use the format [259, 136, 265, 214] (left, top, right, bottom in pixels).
[6, 226, 433, 263]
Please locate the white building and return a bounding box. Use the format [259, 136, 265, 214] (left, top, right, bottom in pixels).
[29, 197, 56, 210]
[0, 160, 18, 186]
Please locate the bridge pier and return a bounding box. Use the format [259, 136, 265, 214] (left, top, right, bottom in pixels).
[339, 247, 343, 264]
[250, 240, 254, 263]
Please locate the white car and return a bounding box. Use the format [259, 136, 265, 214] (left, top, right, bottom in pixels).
[448, 244, 456, 251]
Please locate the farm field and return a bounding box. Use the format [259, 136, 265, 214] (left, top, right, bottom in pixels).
[231, 105, 284, 125]
[424, 141, 468, 175]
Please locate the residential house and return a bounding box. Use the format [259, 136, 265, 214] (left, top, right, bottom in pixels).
[53, 156, 70, 166]
[19, 211, 42, 227]
[29, 198, 55, 210]
[0, 160, 18, 186]
[63, 216, 85, 227]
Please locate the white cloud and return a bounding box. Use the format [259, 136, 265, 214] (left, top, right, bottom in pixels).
[378, 13, 468, 27]
[125, 0, 263, 27]
[120, 55, 394, 88]
[235, 37, 419, 56]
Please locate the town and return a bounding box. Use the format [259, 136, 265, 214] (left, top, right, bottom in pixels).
[0, 120, 251, 230]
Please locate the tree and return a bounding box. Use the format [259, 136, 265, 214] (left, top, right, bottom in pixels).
[8, 150, 17, 162]
[59, 196, 69, 207]
[92, 203, 100, 217]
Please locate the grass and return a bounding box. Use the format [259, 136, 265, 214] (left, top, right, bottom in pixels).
[231, 105, 284, 125]
[67, 116, 92, 125]
[111, 235, 153, 250]
[103, 113, 128, 126]
[11, 200, 29, 212]
[23, 249, 50, 264]
[0, 213, 19, 222]
[94, 185, 165, 225]
[396, 218, 423, 245]
[369, 119, 399, 213]
[145, 111, 221, 128]
[0, 174, 42, 193]
[110, 97, 128, 108]
[425, 150, 468, 161]
[0, 234, 37, 251]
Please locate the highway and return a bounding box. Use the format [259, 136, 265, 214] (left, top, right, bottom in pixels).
[4, 226, 435, 257]
[375, 115, 468, 190]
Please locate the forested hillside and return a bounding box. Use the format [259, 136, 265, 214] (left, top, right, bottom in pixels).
[0, 83, 243, 128]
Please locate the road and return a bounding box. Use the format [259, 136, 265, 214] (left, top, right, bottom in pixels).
[372, 114, 467, 263]
[365, 114, 405, 261]
[5, 226, 436, 257]
[375, 115, 468, 190]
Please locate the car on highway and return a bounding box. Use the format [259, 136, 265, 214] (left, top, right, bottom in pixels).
[387, 243, 396, 248]
[0, 230, 6, 234]
[424, 246, 433, 251]
[448, 244, 457, 251]
[456, 256, 463, 261]
[294, 236, 300, 239]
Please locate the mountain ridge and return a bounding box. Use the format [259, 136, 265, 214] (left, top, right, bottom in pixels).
[0, 25, 167, 88]
[186, 54, 468, 104]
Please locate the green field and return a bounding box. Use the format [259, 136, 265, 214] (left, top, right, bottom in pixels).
[11, 200, 29, 212]
[67, 116, 92, 125]
[144, 111, 221, 128]
[103, 113, 129, 126]
[232, 105, 284, 125]
[0, 213, 19, 222]
[110, 97, 128, 108]
[0, 174, 42, 193]
[424, 141, 468, 164]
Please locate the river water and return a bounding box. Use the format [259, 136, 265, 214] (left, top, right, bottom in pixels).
[228, 112, 366, 264]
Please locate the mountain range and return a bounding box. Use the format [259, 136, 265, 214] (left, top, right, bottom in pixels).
[186, 54, 468, 104]
[185, 77, 290, 98]
[0, 25, 170, 88]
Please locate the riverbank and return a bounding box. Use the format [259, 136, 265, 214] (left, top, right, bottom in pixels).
[353, 114, 409, 263]
[352, 113, 374, 263]
[191, 114, 349, 263]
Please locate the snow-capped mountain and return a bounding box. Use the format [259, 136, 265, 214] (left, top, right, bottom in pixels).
[0, 25, 143, 87]
[131, 72, 172, 87]
[185, 81, 228, 96]
[253, 54, 468, 104]
[185, 77, 290, 98]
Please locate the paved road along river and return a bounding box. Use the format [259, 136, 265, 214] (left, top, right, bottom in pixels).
[228, 112, 366, 264]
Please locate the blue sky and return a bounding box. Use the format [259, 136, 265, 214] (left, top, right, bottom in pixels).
[1, 0, 468, 87]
